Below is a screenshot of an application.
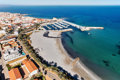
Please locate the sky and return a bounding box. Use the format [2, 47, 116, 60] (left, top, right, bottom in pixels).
[0, 0, 120, 5]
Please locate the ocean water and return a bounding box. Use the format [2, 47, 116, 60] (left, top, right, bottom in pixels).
[0, 6, 120, 80]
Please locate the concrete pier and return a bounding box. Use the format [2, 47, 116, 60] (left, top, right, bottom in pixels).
[62, 20, 104, 31]
[81, 27, 104, 31]
[49, 28, 73, 32]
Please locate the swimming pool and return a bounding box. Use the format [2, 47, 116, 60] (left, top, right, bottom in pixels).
[22, 52, 26, 55]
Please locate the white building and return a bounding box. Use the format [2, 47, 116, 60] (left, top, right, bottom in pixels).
[22, 59, 38, 77]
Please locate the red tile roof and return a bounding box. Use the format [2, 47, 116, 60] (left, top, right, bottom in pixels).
[8, 68, 22, 80]
[22, 59, 38, 73]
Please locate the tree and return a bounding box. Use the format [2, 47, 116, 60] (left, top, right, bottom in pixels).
[18, 28, 24, 34]
[5, 27, 15, 34]
[34, 23, 40, 30]
[6, 64, 12, 71]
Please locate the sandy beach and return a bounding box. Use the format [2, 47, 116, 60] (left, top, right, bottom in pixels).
[30, 30, 102, 80]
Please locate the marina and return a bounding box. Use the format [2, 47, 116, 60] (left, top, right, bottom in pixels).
[0, 5, 120, 80]
[41, 19, 104, 31]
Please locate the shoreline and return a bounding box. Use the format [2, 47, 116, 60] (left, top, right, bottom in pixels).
[57, 32, 102, 80]
[30, 30, 102, 80]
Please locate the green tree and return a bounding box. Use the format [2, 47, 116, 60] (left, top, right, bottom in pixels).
[34, 23, 40, 30]
[18, 28, 24, 34]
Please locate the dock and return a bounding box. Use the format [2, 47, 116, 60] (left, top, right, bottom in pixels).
[62, 20, 104, 31]
[49, 28, 73, 32]
[80, 27, 104, 31]
[41, 19, 104, 31]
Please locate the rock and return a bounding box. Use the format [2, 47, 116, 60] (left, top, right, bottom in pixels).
[102, 60, 110, 67]
[118, 50, 120, 55]
[112, 54, 116, 56]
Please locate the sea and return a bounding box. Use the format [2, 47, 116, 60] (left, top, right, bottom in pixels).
[0, 5, 120, 80]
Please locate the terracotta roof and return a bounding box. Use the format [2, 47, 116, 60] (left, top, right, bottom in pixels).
[8, 68, 22, 80]
[8, 40, 18, 47]
[8, 25, 12, 28]
[22, 59, 38, 73]
[8, 40, 14, 44]
[36, 18, 44, 22]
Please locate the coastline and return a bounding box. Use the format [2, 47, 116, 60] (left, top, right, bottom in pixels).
[57, 32, 102, 80]
[0, 6, 120, 80]
[30, 30, 102, 80]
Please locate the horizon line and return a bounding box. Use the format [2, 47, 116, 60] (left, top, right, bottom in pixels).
[0, 4, 120, 6]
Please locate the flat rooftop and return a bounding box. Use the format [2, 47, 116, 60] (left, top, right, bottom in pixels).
[1, 39, 25, 62]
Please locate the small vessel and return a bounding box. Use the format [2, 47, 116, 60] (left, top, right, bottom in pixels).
[88, 32, 91, 35]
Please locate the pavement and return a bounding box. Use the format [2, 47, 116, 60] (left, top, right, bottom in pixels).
[41, 68, 61, 80]
[46, 71, 61, 80]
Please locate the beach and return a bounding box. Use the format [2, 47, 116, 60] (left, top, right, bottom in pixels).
[0, 6, 120, 80]
[30, 30, 102, 80]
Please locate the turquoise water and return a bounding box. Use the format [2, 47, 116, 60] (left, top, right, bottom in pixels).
[22, 52, 26, 55]
[0, 6, 120, 80]
[62, 28, 120, 80]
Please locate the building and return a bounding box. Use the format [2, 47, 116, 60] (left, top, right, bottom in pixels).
[0, 30, 6, 37]
[22, 59, 38, 77]
[8, 59, 38, 80]
[1, 38, 26, 65]
[8, 68, 22, 80]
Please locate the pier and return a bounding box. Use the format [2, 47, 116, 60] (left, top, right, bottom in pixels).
[62, 20, 104, 31]
[48, 28, 73, 32]
[80, 27, 104, 31]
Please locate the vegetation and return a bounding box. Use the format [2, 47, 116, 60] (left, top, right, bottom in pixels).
[34, 23, 40, 30]
[18, 28, 24, 34]
[12, 63, 21, 68]
[6, 63, 22, 71]
[30, 72, 46, 80]
[5, 27, 15, 34]
[18, 31, 75, 80]
[6, 64, 12, 71]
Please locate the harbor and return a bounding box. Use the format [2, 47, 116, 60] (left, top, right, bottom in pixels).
[41, 18, 104, 32]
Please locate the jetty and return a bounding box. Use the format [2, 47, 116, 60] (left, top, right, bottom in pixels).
[62, 20, 104, 31]
[81, 27, 104, 31]
[49, 28, 73, 32]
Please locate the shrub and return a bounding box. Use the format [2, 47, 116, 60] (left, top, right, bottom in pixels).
[6, 64, 12, 71]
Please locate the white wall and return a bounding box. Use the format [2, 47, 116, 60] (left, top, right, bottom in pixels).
[16, 77, 22, 80]
[29, 70, 38, 77]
